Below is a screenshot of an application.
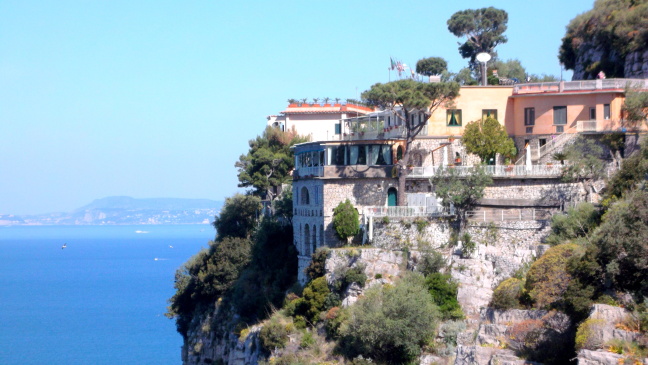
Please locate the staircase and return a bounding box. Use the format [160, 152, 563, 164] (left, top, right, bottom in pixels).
[515, 131, 577, 165]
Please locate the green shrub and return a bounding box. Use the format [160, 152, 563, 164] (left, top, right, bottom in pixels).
[259, 317, 289, 352]
[305, 248, 330, 282]
[491, 278, 524, 310]
[333, 199, 360, 244]
[414, 217, 429, 233]
[333, 264, 367, 293]
[323, 306, 348, 340]
[381, 216, 390, 224]
[460, 232, 476, 258]
[545, 203, 600, 246]
[575, 318, 606, 350]
[299, 330, 315, 349]
[416, 250, 445, 276]
[525, 243, 580, 309]
[339, 273, 440, 364]
[290, 276, 330, 325]
[426, 272, 464, 320]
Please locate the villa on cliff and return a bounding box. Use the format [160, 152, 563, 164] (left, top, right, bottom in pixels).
[274, 79, 648, 282]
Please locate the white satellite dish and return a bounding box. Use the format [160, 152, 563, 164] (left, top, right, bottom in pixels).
[476, 52, 491, 63]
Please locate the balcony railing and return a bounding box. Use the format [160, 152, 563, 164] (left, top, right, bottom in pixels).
[513, 78, 648, 95]
[409, 164, 564, 178]
[294, 166, 324, 178]
[467, 208, 553, 222]
[364, 205, 450, 218]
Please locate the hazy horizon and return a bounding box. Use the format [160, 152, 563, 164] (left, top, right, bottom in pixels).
[1, 0, 593, 215]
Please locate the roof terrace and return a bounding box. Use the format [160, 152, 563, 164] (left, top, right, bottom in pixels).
[513, 78, 648, 95]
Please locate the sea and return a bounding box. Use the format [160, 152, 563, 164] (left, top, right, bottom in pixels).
[0, 224, 213, 365]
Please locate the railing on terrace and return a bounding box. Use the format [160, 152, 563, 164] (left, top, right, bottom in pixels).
[409, 164, 564, 178]
[513, 78, 648, 95]
[364, 205, 450, 218]
[467, 208, 553, 222]
[343, 116, 409, 140]
[295, 166, 324, 177]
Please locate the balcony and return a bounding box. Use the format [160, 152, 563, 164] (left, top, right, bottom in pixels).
[341, 115, 423, 141]
[408, 164, 564, 178]
[513, 78, 648, 95]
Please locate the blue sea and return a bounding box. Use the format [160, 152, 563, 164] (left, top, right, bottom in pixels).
[0, 224, 213, 365]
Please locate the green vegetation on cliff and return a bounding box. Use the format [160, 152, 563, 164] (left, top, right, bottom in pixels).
[559, 0, 648, 78]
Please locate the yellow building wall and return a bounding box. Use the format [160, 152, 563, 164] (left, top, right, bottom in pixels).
[426, 86, 514, 137]
[510, 92, 625, 135]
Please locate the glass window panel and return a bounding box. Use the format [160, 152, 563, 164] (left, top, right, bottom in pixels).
[553, 106, 567, 125]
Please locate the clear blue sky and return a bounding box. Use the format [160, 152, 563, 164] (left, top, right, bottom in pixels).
[0, 0, 594, 215]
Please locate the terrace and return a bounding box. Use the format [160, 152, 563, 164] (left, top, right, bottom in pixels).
[513, 78, 648, 95]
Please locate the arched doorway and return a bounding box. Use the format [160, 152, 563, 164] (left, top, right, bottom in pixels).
[396, 146, 403, 162]
[387, 187, 398, 207]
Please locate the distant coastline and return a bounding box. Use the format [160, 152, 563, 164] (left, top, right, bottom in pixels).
[0, 196, 223, 226]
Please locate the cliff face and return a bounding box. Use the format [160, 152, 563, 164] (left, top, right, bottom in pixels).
[570, 44, 648, 80]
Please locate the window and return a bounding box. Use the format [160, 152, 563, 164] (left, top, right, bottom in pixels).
[524, 108, 535, 126]
[482, 109, 497, 121]
[334, 123, 341, 134]
[553, 106, 567, 125]
[539, 139, 547, 148]
[556, 126, 564, 133]
[604, 104, 610, 120]
[526, 127, 533, 134]
[447, 109, 462, 126]
[589, 107, 596, 120]
[300, 187, 310, 205]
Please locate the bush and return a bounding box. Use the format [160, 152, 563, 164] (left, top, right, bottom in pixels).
[416, 250, 445, 276]
[324, 306, 349, 340]
[333, 264, 367, 293]
[339, 273, 440, 364]
[575, 318, 606, 350]
[545, 203, 601, 246]
[525, 243, 581, 308]
[305, 248, 330, 282]
[491, 278, 524, 310]
[332, 199, 360, 244]
[259, 317, 290, 352]
[460, 232, 476, 258]
[426, 272, 464, 319]
[289, 276, 330, 325]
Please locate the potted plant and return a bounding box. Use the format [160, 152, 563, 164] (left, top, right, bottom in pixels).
[323, 97, 331, 106]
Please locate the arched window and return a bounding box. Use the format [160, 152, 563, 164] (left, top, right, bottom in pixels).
[301, 187, 310, 205]
[304, 224, 311, 256]
[387, 187, 398, 207]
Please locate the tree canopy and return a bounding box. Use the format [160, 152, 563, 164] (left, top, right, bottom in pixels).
[212, 194, 261, 241]
[362, 79, 460, 205]
[236, 126, 308, 201]
[623, 87, 648, 125]
[447, 7, 508, 66]
[559, 0, 648, 78]
[430, 165, 493, 229]
[415, 57, 448, 77]
[462, 117, 517, 164]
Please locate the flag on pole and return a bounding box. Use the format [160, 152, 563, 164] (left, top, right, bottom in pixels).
[390, 57, 396, 70]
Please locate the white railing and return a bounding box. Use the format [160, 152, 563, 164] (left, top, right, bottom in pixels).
[576, 120, 599, 132]
[342, 125, 408, 140]
[408, 164, 564, 178]
[513, 78, 648, 95]
[295, 166, 323, 177]
[467, 208, 553, 222]
[364, 205, 450, 218]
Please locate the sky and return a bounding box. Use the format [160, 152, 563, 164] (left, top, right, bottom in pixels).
[0, 0, 595, 215]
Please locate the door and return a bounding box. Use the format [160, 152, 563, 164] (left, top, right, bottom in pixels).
[387, 187, 397, 207]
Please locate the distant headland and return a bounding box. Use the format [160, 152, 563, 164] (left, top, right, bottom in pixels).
[0, 196, 223, 226]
